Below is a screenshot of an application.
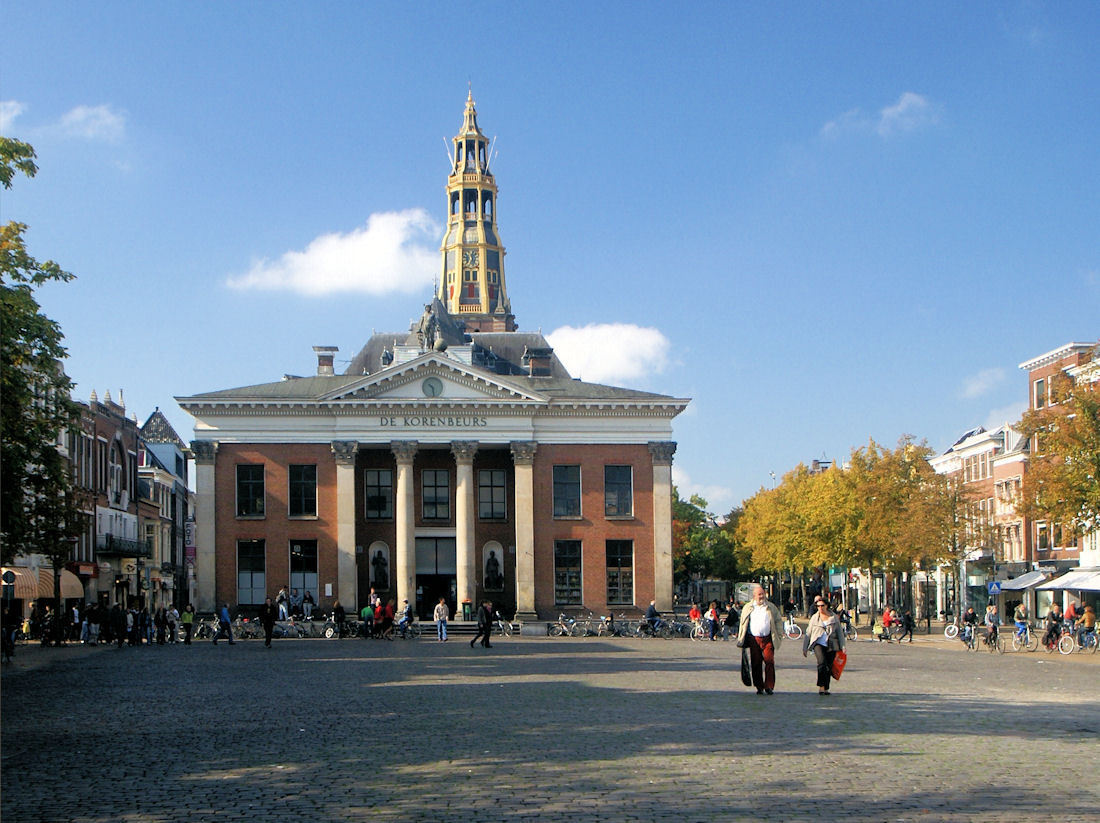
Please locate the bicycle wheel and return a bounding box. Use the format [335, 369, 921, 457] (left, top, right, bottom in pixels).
[549, 624, 565, 637]
[847, 627, 858, 642]
[1057, 634, 1075, 655]
[1011, 633, 1025, 652]
[407, 624, 422, 639]
[786, 624, 803, 640]
[996, 637, 1006, 654]
[569, 623, 585, 637]
[690, 625, 705, 641]
[323, 624, 337, 639]
[944, 624, 959, 639]
[1025, 632, 1038, 652]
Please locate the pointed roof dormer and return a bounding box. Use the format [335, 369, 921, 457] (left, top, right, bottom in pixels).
[438, 92, 516, 333]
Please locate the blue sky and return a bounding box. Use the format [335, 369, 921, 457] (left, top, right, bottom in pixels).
[3, 2, 1097, 512]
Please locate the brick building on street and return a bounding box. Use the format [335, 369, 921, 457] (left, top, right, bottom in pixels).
[177, 95, 688, 620]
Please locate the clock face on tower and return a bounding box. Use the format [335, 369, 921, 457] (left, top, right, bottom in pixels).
[462, 250, 478, 267]
[422, 377, 444, 397]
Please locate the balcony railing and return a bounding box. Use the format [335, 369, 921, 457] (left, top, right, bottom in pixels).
[96, 534, 152, 559]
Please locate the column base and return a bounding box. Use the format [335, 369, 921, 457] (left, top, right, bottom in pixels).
[514, 611, 539, 623]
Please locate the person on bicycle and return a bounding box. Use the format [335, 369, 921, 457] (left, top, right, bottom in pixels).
[1012, 602, 1028, 639]
[1042, 603, 1063, 649]
[984, 604, 1000, 645]
[644, 601, 663, 633]
[688, 603, 702, 623]
[397, 599, 413, 637]
[1077, 605, 1096, 644]
[961, 607, 978, 643]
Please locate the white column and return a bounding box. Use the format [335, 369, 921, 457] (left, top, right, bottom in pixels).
[510, 441, 537, 621]
[391, 441, 418, 609]
[649, 442, 677, 613]
[331, 441, 359, 608]
[452, 440, 479, 619]
[191, 440, 218, 612]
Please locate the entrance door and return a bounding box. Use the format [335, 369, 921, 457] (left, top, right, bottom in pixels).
[415, 537, 456, 621]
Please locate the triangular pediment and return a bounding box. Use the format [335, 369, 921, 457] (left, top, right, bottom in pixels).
[320, 353, 546, 403]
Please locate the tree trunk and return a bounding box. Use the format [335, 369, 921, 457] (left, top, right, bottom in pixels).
[799, 573, 808, 617]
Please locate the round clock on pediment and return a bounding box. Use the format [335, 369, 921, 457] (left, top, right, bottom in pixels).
[422, 377, 444, 397]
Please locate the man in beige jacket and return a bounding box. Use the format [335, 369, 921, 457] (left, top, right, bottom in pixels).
[737, 584, 784, 694]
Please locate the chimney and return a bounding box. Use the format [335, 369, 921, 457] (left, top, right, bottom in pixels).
[313, 346, 338, 376]
[521, 345, 554, 377]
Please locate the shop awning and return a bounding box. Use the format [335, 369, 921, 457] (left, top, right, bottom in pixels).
[1036, 568, 1100, 592]
[998, 570, 1048, 591]
[1, 566, 86, 600]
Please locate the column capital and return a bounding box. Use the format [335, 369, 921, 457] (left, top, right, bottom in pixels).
[391, 440, 419, 464]
[331, 440, 359, 465]
[190, 440, 218, 464]
[648, 441, 677, 466]
[509, 440, 538, 465]
[450, 440, 479, 464]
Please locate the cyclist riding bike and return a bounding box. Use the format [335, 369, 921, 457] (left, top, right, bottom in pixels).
[1077, 604, 1096, 644]
[984, 604, 1001, 645]
[961, 606, 979, 644]
[644, 600, 664, 632]
[1012, 602, 1029, 641]
[1042, 604, 1063, 649]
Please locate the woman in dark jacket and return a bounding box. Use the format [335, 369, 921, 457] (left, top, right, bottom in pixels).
[470, 600, 493, 648]
[259, 597, 278, 647]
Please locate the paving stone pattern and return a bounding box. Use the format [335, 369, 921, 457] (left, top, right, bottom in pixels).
[2, 635, 1097, 822]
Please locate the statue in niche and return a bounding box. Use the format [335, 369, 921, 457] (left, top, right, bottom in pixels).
[484, 549, 504, 591]
[371, 549, 389, 590]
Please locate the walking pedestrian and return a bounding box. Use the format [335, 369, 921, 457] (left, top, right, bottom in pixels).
[736, 584, 783, 695]
[182, 604, 195, 645]
[803, 600, 846, 695]
[213, 603, 234, 645]
[2, 605, 16, 663]
[470, 600, 493, 648]
[259, 597, 277, 647]
[899, 610, 915, 643]
[166, 605, 179, 644]
[434, 596, 449, 641]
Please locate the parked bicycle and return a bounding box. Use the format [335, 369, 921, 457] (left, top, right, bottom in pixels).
[548, 613, 580, 637]
[783, 613, 802, 640]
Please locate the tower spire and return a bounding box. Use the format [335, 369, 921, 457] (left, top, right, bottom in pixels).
[437, 93, 515, 332]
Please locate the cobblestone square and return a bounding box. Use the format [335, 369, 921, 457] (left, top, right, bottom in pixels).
[2, 635, 1097, 822]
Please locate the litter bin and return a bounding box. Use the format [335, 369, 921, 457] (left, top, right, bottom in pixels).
[461, 600, 472, 621]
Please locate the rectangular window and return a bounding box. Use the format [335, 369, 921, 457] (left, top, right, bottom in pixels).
[553, 465, 581, 517]
[236, 465, 265, 517]
[606, 540, 634, 606]
[1034, 378, 1045, 409]
[288, 464, 317, 517]
[554, 540, 582, 605]
[365, 469, 393, 519]
[1037, 523, 1050, 551]
[237, 539, 266, 605]
[289, 539, 318, 600]
[478, 469, 507, 519]
[604, 465, 633, 517]
[422, 469, 450, 520]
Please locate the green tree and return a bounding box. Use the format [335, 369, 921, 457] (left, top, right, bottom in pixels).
[1, 138, 80, 584]
[1016, 361, 1100, 537]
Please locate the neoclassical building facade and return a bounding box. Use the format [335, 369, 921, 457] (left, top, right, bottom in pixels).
[178, 96, 688, 620]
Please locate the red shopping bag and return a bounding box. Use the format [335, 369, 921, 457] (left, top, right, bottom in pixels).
[831, 649, 848, 680]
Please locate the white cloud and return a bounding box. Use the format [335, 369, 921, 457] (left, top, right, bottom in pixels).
[546, 322, 670, 384]
[672, 466, 737, 515]
[876, 92, 937, 136]
[227, 209, 440, 296]
[960, 367, 1006, 399]
[983, 401, 1028, 432]
[58, 104, 126, 142]
[821, 92, 938, 139]
[0, 100, 26, 134]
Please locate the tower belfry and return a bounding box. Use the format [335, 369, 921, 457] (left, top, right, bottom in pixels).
[438, 92, 516, 332]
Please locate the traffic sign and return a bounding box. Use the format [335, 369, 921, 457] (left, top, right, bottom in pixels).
[987, 581, 1002, 595]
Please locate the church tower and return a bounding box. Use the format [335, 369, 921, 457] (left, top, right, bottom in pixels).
[438, 92, 516, 332]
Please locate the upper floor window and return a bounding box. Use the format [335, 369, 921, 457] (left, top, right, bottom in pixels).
[288, 464, 317, 517]
[1034, 378, 1046, 409]
[604, 465, 633, 517]
[422, 469, 450, 521]
[236, 464, 265, 517]
[553, 465, 581, 518]
[478, 469, 507, 520]
[365, 469, 393, 520]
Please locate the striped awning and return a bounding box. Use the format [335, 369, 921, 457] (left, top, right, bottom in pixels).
[1, 566, 86, 600]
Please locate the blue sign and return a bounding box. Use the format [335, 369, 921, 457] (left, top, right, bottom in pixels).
[987, 581, 1002, 595]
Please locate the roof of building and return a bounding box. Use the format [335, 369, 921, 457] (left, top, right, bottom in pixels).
[140, 408, 187, 448]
